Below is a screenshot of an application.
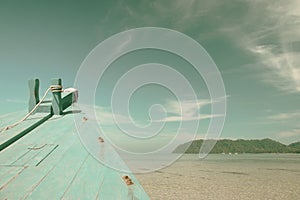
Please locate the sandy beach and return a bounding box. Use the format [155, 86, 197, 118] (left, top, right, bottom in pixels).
[136, 154, 300, 200]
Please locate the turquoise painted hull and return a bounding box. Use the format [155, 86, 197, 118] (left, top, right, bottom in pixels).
[0, 110, 150, 199]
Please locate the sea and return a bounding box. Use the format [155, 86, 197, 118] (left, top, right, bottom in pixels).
[135, 154, 300, 200]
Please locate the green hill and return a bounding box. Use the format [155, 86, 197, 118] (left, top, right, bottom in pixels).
[173, 138, 300, 154]
[288, 141, 300, 150]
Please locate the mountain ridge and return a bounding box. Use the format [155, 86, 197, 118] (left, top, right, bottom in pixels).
[173, 138, 300, 154]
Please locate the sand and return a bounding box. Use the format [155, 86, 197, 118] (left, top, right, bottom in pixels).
[135, 154, 300, 200]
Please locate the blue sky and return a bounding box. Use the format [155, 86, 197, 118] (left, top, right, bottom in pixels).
[0, 0, 300, 146]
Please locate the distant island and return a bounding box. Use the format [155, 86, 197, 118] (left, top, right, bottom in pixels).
[173, 138, 300, 154]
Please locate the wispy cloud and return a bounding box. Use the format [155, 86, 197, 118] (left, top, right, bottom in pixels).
[78, 104, 132, 125]
[267, 111, 300, 121]
[239, 1, 300, 93]
[157, 114, 222, 123]
[277, 129, 300, 138]
[165, 0, 300, 93]
[121, 0, 300, 93]
[166, 99, 210, 116]
[250, 45, 300, 93]
[155, 98, 225, 122]
[79, 97, 225, 125]
[6, 98, 26, 104]
[262, 111, 300, 126]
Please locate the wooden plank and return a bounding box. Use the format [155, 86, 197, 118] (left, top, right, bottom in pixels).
[0, 114, 52, 151]
[19, 115, 79, 146]
[34, 144, 59, 166]
[0, 115, 80, 199]
[0, 166, 26, 192]
[97, 169, 129, 200]
[11, 146, 41, 166]
[11, 144, 58, 167]
[0, 138, 77, 199]
[72, 115, 150, 199]
[0, 113, 51, 151]
[0, 114, 46, 144]
[28, 79, 40, 112]
[0, 144, 31, 165]
[25, 140, 89, 199]
[51, 78, 63, 115]
[0, 111, 26, 128]
[61, 155, 106, 199]
[0, 111, 150, 199]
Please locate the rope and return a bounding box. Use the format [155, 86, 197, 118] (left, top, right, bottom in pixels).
[0, 85, 63, 133]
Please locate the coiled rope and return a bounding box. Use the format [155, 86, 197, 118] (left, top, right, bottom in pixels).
[0, 85, 63, 133]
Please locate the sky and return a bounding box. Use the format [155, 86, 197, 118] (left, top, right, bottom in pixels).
[0, 0, 300, 147]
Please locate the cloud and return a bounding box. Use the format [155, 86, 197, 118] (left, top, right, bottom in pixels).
[164, 0, 300, 93]
[238, 1, 300, 93]
[155, 98, 225, 122]
[103, 0, 222, 34]
[157, 114, 222, 122]
[263, 111, 300, 126]
[166, 99, 210, 116]
[267, 111, 300, 121]
[78, 104, 132, 125]
[79, 96, 225, 126]
[250, 45, 300, 93]
[137, 0, 300, 93]
[277, 129, 300, 138]
[6, 98, 26, 104]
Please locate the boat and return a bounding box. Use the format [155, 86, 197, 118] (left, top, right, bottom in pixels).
[0, 78, 150, 199]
